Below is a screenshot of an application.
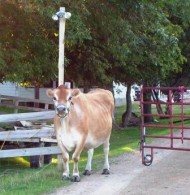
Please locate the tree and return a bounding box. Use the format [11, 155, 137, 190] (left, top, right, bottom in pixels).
[0, 1, 58, 86]
[106, 0, 185, 126]
[0, 0, 189, 127]
[160, 0, 190, 87]
[0, 1, 92, 86]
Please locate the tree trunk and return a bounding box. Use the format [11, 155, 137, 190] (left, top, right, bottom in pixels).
[165, 92, 170, 115]
[121, 83, 132, 127]
[83, 81, 90, 93]
[151, 89, 164, 115]
[143, 88, 153, 123]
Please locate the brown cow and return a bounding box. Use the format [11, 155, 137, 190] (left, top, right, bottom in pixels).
[46, 85, 114, 182]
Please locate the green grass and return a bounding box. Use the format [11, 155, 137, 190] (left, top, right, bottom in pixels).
[0, 106, 33, 114]
[1, 102, 190, 195]
[0, 116, 141, 195]
[0, 162, 69, 195]
[0, 128, 140, 195]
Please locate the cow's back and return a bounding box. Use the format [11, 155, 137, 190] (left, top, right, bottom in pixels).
[81, 89, 114, 149]
[86, 88, 114, 115]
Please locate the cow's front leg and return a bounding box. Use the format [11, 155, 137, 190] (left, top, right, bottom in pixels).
[57, 141, 70, 179]
[62, 152, 70, 179]
[71, 141, 85, 182]
[71, 155, 80, 182]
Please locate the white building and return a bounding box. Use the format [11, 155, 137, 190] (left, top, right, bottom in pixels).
[113, 82, 135, 106]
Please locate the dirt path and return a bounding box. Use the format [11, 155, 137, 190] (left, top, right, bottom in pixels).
[49, 146, 190, 194]
[48, 132, 190, 195]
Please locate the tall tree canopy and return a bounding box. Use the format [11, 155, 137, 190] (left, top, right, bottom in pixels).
[160, 0, 190, 87]
[0, 0, 91, 86]
[0, 1, 58, 85]
[1, 0, 188, 88]
[1, 0, 190, 127]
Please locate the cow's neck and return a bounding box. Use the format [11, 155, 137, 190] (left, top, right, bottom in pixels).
[58, 115, 71, 131]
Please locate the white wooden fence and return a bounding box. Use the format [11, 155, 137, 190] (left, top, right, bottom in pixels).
[0, 95, 62, 167]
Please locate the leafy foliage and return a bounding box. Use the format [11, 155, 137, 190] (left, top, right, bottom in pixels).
[0, 1, 58, 86]
[0, 0, 189, 88]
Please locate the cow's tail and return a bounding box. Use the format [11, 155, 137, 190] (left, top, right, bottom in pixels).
[111, 106, 124, 130]
[112, 115, 124, 130]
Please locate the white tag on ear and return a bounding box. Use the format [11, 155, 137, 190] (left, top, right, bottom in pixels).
[65, 82, 71, 88]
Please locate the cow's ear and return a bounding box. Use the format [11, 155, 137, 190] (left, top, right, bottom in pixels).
[72, 89, 80, 97]
[46, 89, 54, 97]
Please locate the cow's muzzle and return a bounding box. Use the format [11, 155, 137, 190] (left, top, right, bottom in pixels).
[56, 104, 70, 118]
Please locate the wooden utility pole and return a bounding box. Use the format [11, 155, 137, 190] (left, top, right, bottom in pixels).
[52, 7, 71, 86]
[58, 7, 65, 86]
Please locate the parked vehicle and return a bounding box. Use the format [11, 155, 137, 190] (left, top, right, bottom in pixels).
[133, 86, 141, 101]
[173, 91, 182, 102]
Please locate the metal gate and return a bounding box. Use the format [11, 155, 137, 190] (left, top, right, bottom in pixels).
[140, 86, 190, 166]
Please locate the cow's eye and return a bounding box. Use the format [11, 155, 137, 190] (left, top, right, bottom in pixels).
[53, 96, 57, 101]
[68, 96, 72, 101]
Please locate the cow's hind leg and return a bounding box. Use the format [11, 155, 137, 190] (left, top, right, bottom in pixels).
[102, 138, 110, 175]
[83, 148, 94, 176]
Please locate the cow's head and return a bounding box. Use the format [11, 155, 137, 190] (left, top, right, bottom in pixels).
[46, 85, 80, 118]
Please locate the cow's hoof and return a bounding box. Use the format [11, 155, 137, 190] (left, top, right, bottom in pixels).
[62, 175, 69, 180]
[71, 175, 80, 182]
[83, 170, 91, 176]
[102, 169, 110, 175]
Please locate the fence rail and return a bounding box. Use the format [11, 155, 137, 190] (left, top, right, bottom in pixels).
[0, 95, 61, 168]
[0, 111, 55, 123]
[0, 146, 61, 158]
[0, 94, 54, 112]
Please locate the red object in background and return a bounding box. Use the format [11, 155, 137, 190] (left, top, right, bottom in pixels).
[140, 86, 190, 166]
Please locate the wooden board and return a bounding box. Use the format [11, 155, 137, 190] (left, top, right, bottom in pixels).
[0, 95, 52, 104]
[0, 146, 62, 158]
[0, 128, 55, 140]
[0, 96, 59, 160]
[0, 103, 49, 111]
[0, 111, 55, 123]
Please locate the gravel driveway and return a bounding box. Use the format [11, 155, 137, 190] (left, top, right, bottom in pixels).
[48, 131, 190, 195]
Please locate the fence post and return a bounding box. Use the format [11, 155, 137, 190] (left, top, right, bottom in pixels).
[57, 154, 63, 170]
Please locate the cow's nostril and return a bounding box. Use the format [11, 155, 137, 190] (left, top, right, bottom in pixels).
[57, 105, 66, 112]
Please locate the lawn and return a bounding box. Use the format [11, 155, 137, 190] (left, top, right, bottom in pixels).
[0, 128, 140, 195]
